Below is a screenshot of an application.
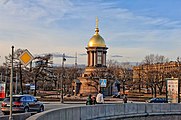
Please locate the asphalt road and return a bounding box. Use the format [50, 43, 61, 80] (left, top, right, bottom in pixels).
[0, 100, 142, 117]
[0, 101, 85, 117]
[0, 101, 3, 116]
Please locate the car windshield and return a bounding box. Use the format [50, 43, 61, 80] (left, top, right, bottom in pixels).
[4, 97, 21, 102]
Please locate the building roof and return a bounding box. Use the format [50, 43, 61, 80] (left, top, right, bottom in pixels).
[88, 33, 106, 47]
[88, 17, 106, 47]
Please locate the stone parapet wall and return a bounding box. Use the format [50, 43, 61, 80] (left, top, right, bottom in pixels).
[26, 103, 181, 120]
[0, 112, 31, 120]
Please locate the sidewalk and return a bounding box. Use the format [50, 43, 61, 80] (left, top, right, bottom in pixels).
[42, 100, 123, 104]
[41, 95, 125, 104]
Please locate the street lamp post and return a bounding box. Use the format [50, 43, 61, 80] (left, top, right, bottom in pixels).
[61, 53, 66, 103]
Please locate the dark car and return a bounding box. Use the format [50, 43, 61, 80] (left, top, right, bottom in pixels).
[147, 98, 168, 103]
[1, 94, 44, 115]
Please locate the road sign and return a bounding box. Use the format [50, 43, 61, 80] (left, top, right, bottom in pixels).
[18, 49, 34, 66]
[100, 79, 107, 87]
[30, 84, 35, 90]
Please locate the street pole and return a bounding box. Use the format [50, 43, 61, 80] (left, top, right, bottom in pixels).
[1, 72, 2, 82]
[5, 67, 7, 97]
[0, 56, 1, 82]
[177, 57, 180, 103]
[123, 80, 125, 95]
[61, 53, 66, 103]
[9, 46, 14, 120]
[15, 72, 18, 94]
[19, 62, 23, 94]
[154, 83, 157, 98]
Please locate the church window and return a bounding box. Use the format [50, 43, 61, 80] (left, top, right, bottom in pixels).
[97, 52, 102, 64]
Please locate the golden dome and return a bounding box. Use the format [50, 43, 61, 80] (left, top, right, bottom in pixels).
[88, 17, 106, 47]
[88, 32, 106, 47]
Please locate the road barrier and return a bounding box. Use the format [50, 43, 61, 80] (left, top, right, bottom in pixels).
[27, 103, 181, 120]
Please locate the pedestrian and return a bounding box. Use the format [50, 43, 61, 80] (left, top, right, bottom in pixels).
[91, 95, 96, 105]
[123, 94, 127, 103]
[116, 91, 121, 98]
[96, 90, 104, 104]
[73, 89, 75, 96]
[86, 94, 93, 105]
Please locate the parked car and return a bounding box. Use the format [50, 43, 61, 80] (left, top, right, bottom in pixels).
[146, 98, 168, 103]
[1, 94, 44, 115]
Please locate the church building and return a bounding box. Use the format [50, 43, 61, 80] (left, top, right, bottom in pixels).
[73, 18, 110, 96]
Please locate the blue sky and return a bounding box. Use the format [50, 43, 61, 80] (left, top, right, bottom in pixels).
[0, 0, 181, 65]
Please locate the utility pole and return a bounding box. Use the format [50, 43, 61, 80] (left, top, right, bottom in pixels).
[9, 46, 14, 120]
[61, 53, 66, 103]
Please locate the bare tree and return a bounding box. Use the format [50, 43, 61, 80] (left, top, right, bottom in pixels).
[63, 66, 83, 94]
[107, 60, 133, 94]
[141, 54, 169, 96]
[143, 54, 169, 64]
[32, 54, 53, 96]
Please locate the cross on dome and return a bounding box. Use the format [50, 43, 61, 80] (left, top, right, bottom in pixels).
[96, 17, 99, 28]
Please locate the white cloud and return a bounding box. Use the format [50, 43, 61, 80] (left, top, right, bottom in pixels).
[0, 0, 181, 65]
[0, 0, 73, 24]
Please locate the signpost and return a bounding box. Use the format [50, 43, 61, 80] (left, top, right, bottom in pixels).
[9, 48, 33, 120]
[30, 84, 35, 90]
[9, 46, 14, 120]
[99, 79, 107, 96]
[18, 49, 34, 66]
[100, 79, 107, 87]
